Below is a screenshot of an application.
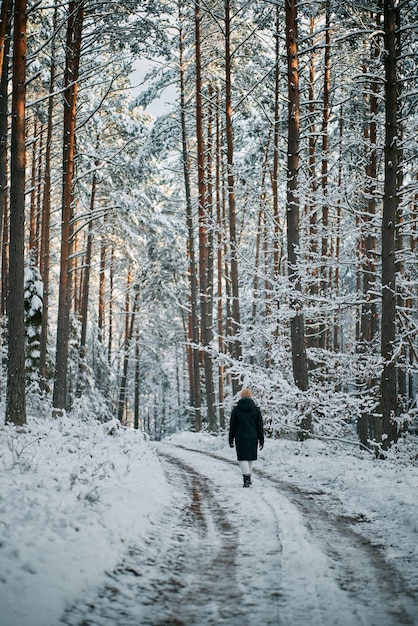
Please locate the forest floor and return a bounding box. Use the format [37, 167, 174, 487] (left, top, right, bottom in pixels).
[2, 416, 418, 626]
[60, 442, 418, 626]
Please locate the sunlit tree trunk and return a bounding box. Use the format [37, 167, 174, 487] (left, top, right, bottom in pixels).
[0, 0, 9, 78]
[195, 0, 216, 430]
[53, 0, 84, 411]
[6, 0, 27, 425]
[285, 0, 308, 392]
[0, 2, 10, 318]
[179, 1, 201, 429]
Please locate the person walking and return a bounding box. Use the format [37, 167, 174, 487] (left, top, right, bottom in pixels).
[229, 388, 264, 487]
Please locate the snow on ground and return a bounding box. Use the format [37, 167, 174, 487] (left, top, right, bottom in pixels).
[0, 414, 170, 626]
[1, 414, 418, 626]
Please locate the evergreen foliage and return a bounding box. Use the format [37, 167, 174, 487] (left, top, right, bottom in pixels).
[2, 0, 417, 452]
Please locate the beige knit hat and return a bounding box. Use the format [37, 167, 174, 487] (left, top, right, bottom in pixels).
[240, 388, 252, 398]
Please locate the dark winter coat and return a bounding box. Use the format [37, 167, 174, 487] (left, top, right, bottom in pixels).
[229, 398, 264, 461]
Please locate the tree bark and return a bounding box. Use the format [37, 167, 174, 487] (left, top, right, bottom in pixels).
[29, 115, 38, 256]
[272, 2, 280, 280]
[225, 0, 241, 386]
[0, 0, 9, 79]
[319, 0, 331, 350]
[79, 165, 97, 357]
[0, 1, 11, 318]
[39, 1, 58, 384]
[361, 17, 379, 348]
[53, 0, 84, 411]
[285, 0, 308, 392]
[117, 268, 139, 423]
[215, 88, 226, 428]
[380, 0, 399, 448]
[195, 0, 216, 430]
[98, 230, 106, 343]
[6, 0, 27, 425]
[108, 244, 114, 364]
[134, 326, 140, 430]
[179, 1, 201, 429]
[306, 15, 318, 349]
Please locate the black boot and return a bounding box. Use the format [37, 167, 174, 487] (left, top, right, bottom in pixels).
[243, 474, 251, 488]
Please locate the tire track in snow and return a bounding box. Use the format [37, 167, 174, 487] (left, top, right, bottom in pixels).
[61, 451, 266, 626]
[61, 442, 418, 626]
[151, 451, 282, 625]
[166, 443, 418, 626]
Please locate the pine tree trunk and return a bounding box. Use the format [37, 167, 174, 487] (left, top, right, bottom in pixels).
[195, 0, 216, 430]
[252, 143, 270, 365]
[39, 3, 57, 384]
[0, 0, 9, 78]
[361, 16, 379, 348]
[319, 0, 331, 350]
[118, 268, 132, 422]
[98, 233, 106, 343]
[134, 327, 140, 430]
[215, 91, 225, 428]
[53, 0, 84, 411]
[380, 0, 398, 448]
[0, 3, 10, 318]
[179, 3, 201, 429]
[29, 115, 38, 256]
[6, 0, 27, 425]
[108, 244, 114, 364]
[225, 0, 241, 383]
[272, 3, 280, 280]
[333, 110, 343, 351]
[205, 84, 216, 430]
[306, 15, 318, 349]
[285, 0, 308, 392]
[117, 269, 139, 423]
[395, 7, 406, 407]
[35, 126, 43, 266]
[72, 229, 81, 318]
[79, 167, 97, 357]
[358, 23, 380, 447]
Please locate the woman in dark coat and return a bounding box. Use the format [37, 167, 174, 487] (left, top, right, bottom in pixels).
[229, 388, 264, 487]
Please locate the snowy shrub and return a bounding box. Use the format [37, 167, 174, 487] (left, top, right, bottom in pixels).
[24, 259, 43, 385]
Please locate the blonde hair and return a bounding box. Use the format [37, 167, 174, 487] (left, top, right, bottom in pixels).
[240, 388, 252, 398]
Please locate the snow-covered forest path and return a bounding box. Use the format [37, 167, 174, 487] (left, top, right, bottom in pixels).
[61, 443, 418, 626]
